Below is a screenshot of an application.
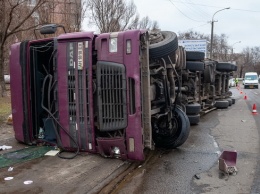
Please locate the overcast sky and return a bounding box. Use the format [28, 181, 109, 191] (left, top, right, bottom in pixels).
[132, 0, 260, 53]
[83, 0, 260, 53]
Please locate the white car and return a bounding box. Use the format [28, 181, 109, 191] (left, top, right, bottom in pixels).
[229, 78, 235, 87]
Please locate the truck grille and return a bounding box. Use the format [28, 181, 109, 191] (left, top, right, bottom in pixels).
[97, 61, 127, 131]
[66, 41, 92, 149]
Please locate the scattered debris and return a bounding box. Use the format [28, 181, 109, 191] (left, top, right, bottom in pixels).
[241, 120, 246, 122]
[6, 114, 13, 125]
[219, 150, 238, 175]
[4, 177, 14, 181]
[24, 180, 33, 185]
[194, 174, 201, 179]
[45, 150, 60, 156]
[8, 167, 13, 172]
[227, 166, 237, 174]
[0, 145, 12, 151]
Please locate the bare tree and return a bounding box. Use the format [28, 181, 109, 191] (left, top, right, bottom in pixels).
[85, 0, 159, 32]
[0, 0, 49, 97]
[0, 0, 85, 96]
[55, 0, 84, 32]
[178, 30, 207, 40]
[238, 47, 260, 77]
[137, 16, 159, 30]
[212, 34, 230, 61]
[138, 16, 150, 29]
[151, 21, 159, 31]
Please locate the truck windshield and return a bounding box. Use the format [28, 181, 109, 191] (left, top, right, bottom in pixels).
[245, 75, 257, 80]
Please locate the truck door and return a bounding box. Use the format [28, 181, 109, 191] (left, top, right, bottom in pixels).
[10, 41, 31, 143]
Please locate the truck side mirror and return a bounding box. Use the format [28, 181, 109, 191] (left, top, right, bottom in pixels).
[40, 24, 58, 34]
[34, 24, 66, 39]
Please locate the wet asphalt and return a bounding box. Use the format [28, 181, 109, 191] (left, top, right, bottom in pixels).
[118, 85, 260, 194]
[1, 85, 259, 194]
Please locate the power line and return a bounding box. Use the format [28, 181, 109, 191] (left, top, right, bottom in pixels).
[170, 0, 260, 13]
[186, 0, 211, 17]
[189, 22, 209, 30]
[168, 0, 205, 22]
[178, 0, 210, 19]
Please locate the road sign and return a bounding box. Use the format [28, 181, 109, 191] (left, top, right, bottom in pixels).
[178, 39, 207, 57]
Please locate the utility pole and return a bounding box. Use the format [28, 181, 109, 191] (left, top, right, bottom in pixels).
[210, 7, 230, 59]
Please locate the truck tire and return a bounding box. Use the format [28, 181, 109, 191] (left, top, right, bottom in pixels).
[186, 51, 205, 61]
[216, 62, 233, 72]
[203, 62, 215, 83]
[232, 64, 238, 71]
[226, 98, 232, 106]
[214, 100, 229, 109]
[152, 107, 190, 149]
[149, 31, 178, 64]
[185, 103, 201, 115]
[186, 61, 204, 72]
[187, 114, 200, 125]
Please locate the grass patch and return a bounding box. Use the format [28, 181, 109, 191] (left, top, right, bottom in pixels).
[0, 96, 11, 124]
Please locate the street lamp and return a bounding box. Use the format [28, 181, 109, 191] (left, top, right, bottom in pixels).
[210, 7, 230, 59]
[232, 41, 241, 54]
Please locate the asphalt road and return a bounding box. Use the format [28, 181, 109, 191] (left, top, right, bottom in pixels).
[0, 84, 259, 194]
[113, 85, 260, 194]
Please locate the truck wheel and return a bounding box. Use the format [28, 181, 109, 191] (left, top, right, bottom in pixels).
[186, 51, 205, 61]
[214, 100, 229, 109]
[204, 61, 215, 83]
[232, 64, 238, 71]
[185, 103, 201, 115]
[186, 61, 204, 72]
[187, 114, 200, 125]
[226, 98, 232, 106]
[152, 107, 190, 149]
[216, 62, 233, 72]
[149, 31, 178, 64]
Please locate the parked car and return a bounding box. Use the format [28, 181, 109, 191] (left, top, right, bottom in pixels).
[229, 78, 235, 87]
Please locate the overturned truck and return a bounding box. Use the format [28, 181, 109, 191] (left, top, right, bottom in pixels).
[10, 25, 237, 161]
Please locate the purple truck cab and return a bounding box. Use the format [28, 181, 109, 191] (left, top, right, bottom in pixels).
[10, 28, 190, 161]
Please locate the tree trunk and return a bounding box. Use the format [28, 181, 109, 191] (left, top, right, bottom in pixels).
[0, 45, 6, 97]
[239, 65, 244, 78]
